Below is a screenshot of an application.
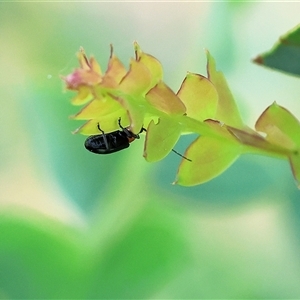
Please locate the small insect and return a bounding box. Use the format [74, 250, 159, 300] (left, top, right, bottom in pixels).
[85, 118, 191, 161]
[84, 118, 142, 154]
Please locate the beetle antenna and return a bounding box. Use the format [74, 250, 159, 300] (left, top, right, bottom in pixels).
[171, 149, 192, 162]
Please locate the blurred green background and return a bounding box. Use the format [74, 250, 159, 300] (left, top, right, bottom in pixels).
[1, 2, 300, 299]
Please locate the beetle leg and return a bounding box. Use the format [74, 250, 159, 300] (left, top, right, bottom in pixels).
[97, 123, 109, 150]
[97, 123, 105, 134]
[118, 117, 123, 129]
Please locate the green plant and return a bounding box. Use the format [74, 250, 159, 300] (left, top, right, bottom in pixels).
[63, 26, 300, 188]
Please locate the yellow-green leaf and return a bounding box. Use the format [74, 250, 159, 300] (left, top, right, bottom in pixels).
[146, 81, 186, 115]
[71, 96, 125, 120]
[89, 56, 102, 75]
[177, 73, 218, 121]
[134, 42, 163, 89]
[206, 50, 244, 128]
[255, 102, 300, 150]
[70, 86, 94, 106]
[105, 47, 128, 84]
[175, 135, 240, 186]
[77, 49, 102, 74]
[144, 117, 181, 162]
[77, 47, 92, 71]
[119, 59, 152, 96]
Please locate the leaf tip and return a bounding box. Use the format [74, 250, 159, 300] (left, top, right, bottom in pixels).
[253, 55, 264, 65]
[134, 41, 141, 60]
[79, 46, 85, 53]
[109, 43, 114, 58]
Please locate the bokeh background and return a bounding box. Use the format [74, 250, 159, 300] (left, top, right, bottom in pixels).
[1, 2, 300, 298]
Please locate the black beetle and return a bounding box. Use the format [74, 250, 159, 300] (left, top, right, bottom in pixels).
[84, 119, 144, 154]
